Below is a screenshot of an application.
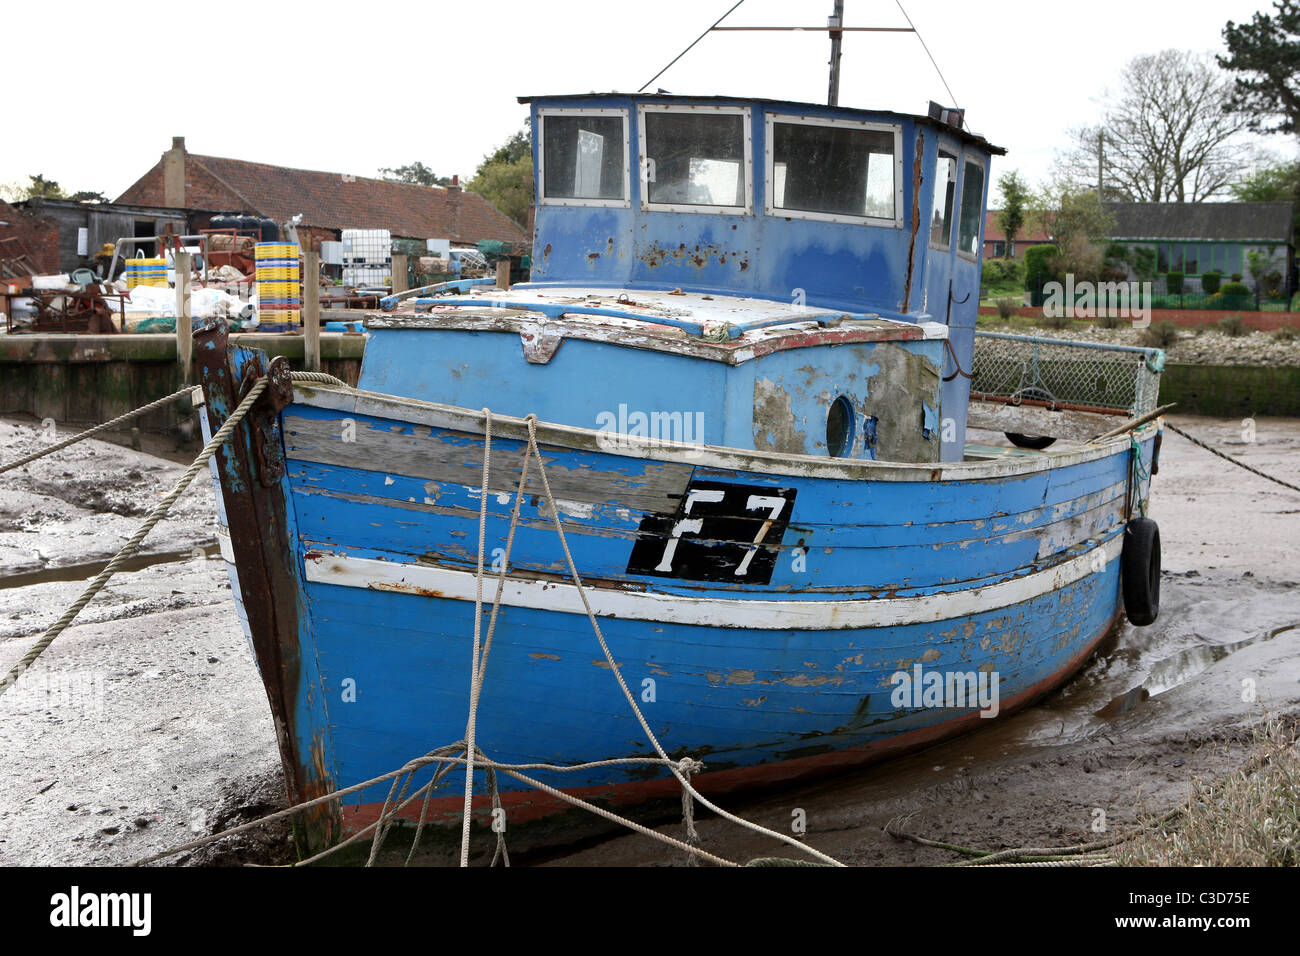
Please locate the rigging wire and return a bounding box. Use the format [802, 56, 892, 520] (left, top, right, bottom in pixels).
[637, 0, 748, 93]
[893, 0, 960, 110]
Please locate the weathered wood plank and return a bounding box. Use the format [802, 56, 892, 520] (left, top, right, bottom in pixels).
[282, 413, 696, 514]
[967, 402, 1118, 443]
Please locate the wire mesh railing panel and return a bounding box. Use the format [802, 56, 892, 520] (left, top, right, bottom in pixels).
[971, 332, 1164, 417]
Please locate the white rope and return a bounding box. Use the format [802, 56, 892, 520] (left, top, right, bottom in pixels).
[446, 424, 536, 865]
[458, 408, 492, 867]
[0, 379, 270, 699]
[0, 386, 195, 475]
[521, 417, 845, 867]
[131, 750, 733, 867]
[113, 389, 842, 868]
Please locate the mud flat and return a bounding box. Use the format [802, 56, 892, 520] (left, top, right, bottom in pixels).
[0, 415, 1296, 866]
[0, 419, 281, 866]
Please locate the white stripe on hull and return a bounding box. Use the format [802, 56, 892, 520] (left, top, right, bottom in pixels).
[302, 534, 1122, 630]
[215, 524, 237, 564]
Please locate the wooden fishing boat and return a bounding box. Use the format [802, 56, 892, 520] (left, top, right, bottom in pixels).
[196, 91, 1165, 854]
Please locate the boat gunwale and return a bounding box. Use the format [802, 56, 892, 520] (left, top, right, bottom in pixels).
[289, 383, 1162, 484]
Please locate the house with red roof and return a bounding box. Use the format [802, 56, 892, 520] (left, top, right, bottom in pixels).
[982, 209, 1051, 260]
[114, 137, 527, 251]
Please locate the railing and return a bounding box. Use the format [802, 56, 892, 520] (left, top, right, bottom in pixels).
[971, 331, 1165, 418]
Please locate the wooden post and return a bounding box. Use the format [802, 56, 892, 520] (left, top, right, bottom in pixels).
[391, 253, 409, 294]
[495, 257, 511, 291]
[175, 252, 192, 383]
[303, 250, 321, 372]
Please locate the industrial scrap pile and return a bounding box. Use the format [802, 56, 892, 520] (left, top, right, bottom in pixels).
[3, 271, 257, 334]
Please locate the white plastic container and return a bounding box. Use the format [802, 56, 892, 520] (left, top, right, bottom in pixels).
[341, 229, 392, 285]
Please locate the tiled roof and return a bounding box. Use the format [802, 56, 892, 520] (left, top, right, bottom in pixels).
[983, 210, 1051, 243]
[1104, 202, 1295, 243]
[119, 153, 528, 244]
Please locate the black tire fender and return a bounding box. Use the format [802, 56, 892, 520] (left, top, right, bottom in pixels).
[1122, 517, 1161, 626]
[1006, 432, 1057, 450]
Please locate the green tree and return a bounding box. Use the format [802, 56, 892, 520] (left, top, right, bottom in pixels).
[1029, 180, 1116, 283]
[0, 176, 102, 202]
[467, 125, 533, 228]
[996, 170, 1030, 259]
[1232, 159, 1300, 230]
[21, 174, 66, 199]
[1220, 1, 1300, 137]
[480, 128, 531, 167]
[378, 161, 455, 187]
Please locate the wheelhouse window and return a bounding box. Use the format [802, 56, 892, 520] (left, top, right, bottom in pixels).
[957, 157, 985, 257]
[539, 109, 629, 206]
[766, 115, 900, 224]
[640, 106, 751, 213]
[930, 149, 957, 246]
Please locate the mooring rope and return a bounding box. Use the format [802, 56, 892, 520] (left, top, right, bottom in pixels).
[289, 371, 349, 387]
[1165, 422, 1300, 494]
[10, 372, 839, 866]
[130, 750, 729, 867]
[884, 805, 1184, 868]
[0, 386, 195, 475]
[446, 419, 536, 866]
[131, 407, 845, 869]
[449, 413, 724, 867]
[520, 416, 846, 868]
[459, 408, 492, 868]
[0, 370, 351, 696]
[0, 379, 269, 699]
[1130, 436, 1151, 518]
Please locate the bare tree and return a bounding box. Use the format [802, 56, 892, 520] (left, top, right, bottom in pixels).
[1054, 50, 1255, 202]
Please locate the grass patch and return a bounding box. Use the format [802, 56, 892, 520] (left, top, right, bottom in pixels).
[993, 298, 1019, 320]
[1117, 717, 1300, 866]
[1218, 314, 1248, 338]
[1141, 321, 1180, 349]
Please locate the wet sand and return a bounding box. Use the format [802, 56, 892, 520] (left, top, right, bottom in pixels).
[0, 415, 1296, 866]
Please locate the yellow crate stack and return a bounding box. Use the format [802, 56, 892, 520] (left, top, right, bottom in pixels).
[255, 242, 301, 331]
[125, 257, 168, 290]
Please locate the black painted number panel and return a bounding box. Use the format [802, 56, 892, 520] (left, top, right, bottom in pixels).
[626, 480, 797, 584]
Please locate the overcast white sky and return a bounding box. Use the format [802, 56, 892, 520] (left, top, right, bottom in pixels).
[3, 0, 1294, 204]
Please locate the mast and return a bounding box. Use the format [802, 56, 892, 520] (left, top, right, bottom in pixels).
[827, 0, 845, 107]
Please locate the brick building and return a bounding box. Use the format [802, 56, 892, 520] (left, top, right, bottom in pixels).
[115, 137, 528, 250]
[982, 209, 1052, 260]
[0, 199, 60, 275]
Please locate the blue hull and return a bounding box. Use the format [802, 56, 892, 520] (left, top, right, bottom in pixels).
[199, 346, 1157, 836]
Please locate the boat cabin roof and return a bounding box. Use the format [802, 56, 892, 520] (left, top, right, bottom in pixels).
[369, 284, 949, 366]
[515, 91, 1004, 318]
[518, 92, 1006, 156]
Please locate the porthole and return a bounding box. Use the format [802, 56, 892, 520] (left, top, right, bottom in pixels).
[826, 396, 855, 457]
